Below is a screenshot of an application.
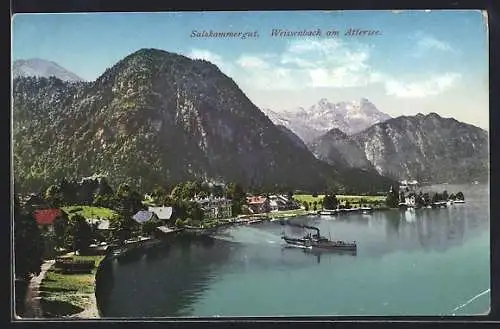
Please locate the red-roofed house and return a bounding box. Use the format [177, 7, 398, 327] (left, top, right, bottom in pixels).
[246, 196, 270, 214]
[33, 208, 69, 257]
[33, 209, 64, 231]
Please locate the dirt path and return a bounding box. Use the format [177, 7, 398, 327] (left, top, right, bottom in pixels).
[23, 260, 55, 318]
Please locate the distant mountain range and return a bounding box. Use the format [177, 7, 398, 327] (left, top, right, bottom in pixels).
[308, 113, 489, 184]
[11, 51, 488, 192]
[12, 49, 394, 194]
[13, 59, 84, 82]
[262, 98, 392, 144]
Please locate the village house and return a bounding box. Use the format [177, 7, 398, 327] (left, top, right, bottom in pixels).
[190, 196, 232, 220]
[33, 208, 69, 257]
[149, 206, 174, 223]
[399, 180, 419, 192]
[132, 210, 155, 224]
[246, 196, 270, 214]
[268, 194, 299, 212]
[404, 194, 417, 207]
[87, 218, 111, 231]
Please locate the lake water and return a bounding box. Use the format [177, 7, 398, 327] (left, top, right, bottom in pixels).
[96, 184, 490, 318]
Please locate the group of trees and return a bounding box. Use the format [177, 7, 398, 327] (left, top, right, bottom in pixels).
[14, 192, 104, 283]
[303, 201, 320, 211]
[45, 177, 113, 207]
[14, 195, 44, 280]
[28, 177, 253, 247]
[430, 190, 465, 203]
[386, 187, 466, 208]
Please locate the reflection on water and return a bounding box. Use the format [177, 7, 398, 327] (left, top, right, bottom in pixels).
[97, 236, 234, 317]
[97, 184, 489, 317]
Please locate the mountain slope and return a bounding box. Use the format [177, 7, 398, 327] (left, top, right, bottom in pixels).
[263, 98, 392, 144]
[13, 59, 84, 82]
[275, 125, 309, 151]
[350, 113, 489, 183]
[13, 48, 394, 194]
[308, 128, 374, 170]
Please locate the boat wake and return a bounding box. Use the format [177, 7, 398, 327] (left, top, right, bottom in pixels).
[451, 288, 490, 315]
[212, 226, 282, 245]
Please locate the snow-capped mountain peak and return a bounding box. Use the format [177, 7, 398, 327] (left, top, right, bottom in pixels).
[13, 58, 84, 82]
[262, 98, 392, 144]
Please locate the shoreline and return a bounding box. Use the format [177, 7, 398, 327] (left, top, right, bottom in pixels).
[64, 202, 465, 319]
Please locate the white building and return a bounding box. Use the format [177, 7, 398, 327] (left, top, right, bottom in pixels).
[400, 179, 419, 191]
[405, 195, 416, 207]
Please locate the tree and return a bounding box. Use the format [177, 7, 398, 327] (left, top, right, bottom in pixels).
[151, 185, 168, 205]
[212, 185, 224, 198]
[312, 192, 318, 197]
[175, 218, 185, 227]
[423, 193, 431, 206]
[432, 193, 441, 203]
[313, 201, 318, 211]
[193, 180, 203, 196]
[227, 182, 245, 201]
[59, 178, 78, 205]
[187, 202, 204, 223]
[53, 216, 69, 249]
[449, 193, 456, 201]
[456, 191, 465, 201]
[442, 190, 449, 201]
[95, 177, 114, 198]
[303, 201, 309, 211]
[141, 218, 162, 236]
[68, 215, 92, 254]
[170, 183, 184, 200]
[45, 184, 63, 207]
[323, 195, 338, 210]
[93, 194, 115, 209]
[228, 182, 246, 216]
[415, 194, 425, 208]
[114, 183, 143, 239]
[201, 182, 211, 195]
[385, 185, 399, 208]
[14, 195, 43, 280]
[181, 181, 197, 200]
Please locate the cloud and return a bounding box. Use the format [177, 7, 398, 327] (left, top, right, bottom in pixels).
[187, 48, 233, 74]
[384, 73, 462, 98]
[417, 35, 452, 52]
[187, 49, 223, 64]
[412, 32, 453, 57]
[232, 39, 376, 90]
[236, 55, 270, 70]
[186, 38, 460, 97]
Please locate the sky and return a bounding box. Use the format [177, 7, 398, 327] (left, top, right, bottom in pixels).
[12, 10, 489, 129]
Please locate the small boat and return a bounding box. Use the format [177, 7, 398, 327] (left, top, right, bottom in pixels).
[454, 199, 465, 204]
[360, 207, 374, 214]
[318, 209, 337, 216]
[281, 223, 357, 252]
[432, 201, 448, 208]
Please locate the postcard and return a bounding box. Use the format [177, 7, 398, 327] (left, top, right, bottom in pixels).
[11, 10, 490, 320]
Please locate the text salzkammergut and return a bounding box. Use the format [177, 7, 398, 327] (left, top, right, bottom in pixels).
[190, 30, 259, 39]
